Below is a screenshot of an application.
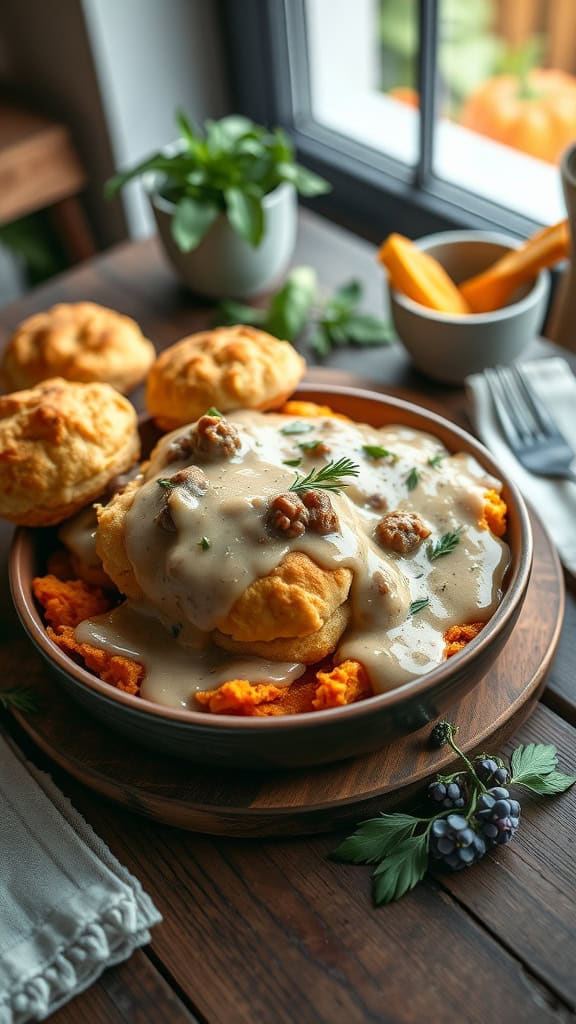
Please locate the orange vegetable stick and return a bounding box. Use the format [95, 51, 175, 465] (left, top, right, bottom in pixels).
[459, 219, 569, 313]
[378, 233, 471, 315]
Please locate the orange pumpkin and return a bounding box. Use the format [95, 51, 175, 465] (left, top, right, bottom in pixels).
[461, 69, 576, 164]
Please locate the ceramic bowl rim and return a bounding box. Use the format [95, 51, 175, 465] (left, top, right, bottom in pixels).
[390, 230, 549, 325]
[10, 383, 533, 733]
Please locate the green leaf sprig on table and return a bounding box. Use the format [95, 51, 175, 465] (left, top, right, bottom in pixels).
[216, 266, 396, 357]
[0, 687, 40, 714]
[333, 721, 576, 906]
[106, 112, 330, 253]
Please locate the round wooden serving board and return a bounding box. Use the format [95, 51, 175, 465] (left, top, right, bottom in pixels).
[7, 510, 564, 837]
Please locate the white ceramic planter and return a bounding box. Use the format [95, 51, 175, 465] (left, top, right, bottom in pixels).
[148, 180, 297, 299]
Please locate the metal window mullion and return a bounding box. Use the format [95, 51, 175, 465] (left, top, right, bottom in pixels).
[416, 0, 439, 187]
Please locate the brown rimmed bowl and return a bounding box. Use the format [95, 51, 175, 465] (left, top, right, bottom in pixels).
[9, 384, 533, 768]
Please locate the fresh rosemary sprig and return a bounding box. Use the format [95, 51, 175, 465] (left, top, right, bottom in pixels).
[0, 687, 40, 714]
[288, 457, 360, 494]
[428, 527, 463, 561]
[409, 597, 430, 616]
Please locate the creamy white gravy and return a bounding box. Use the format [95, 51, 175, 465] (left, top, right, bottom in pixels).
[77, 411, 509, 708]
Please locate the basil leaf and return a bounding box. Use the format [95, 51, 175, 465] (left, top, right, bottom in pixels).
[171, 197, 219, 252]
[225, 188, 264, 247]
[514, 770, 576, 795]
[372, 834, 429, 906]
[308, 326, 332, 358]
[329, 280, 362, 311]
[216, 300, 266, 328]
[332, 813, 420, 864]
[265, 266, 317, 341]
[344, 313, 396, 345]
[510, 743, 558, 784]
[277, 161, 331, 196]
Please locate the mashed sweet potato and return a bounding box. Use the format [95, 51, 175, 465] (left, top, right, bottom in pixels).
[443, 621, 485, 658]
[481, 489, 507, 537]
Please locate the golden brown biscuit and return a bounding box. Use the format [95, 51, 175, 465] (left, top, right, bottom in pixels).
[145, 325, 306, 430]
[94, 477, 143, 599]
[0, 302, 155, 394]
[213, 551, 352, 642]
[213, 603, 351, 664]
[0, 378, 140, 526]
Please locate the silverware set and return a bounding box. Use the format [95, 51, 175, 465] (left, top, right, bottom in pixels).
[484, 364, 576, 484]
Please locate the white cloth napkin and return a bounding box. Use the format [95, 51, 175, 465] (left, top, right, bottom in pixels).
[0, 731, 161, 1023]
[466, 356, 576, 575]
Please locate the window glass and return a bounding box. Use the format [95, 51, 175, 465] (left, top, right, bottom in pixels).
[305, 0, 419, 167]
[435, 0, 570, 223]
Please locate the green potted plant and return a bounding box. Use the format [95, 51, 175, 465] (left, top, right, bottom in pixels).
[107, 111, 330, 298]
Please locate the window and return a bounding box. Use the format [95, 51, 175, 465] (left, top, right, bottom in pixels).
[224, 0, 572, 238]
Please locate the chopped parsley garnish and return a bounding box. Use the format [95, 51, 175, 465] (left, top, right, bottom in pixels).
[280, 421, 315, 436]
[428, 454, 445, 469]
[283, 458, 302, 467]
[409, 597, 430, 616]
[362, 444, 398, 462]
[198, 536, 211, 550]
[289, 457, 360, 494]
[205, 406, 222, 417]
[157, 478, 175, 490]
[406, 467, 420, 491]
[428, 528, 463, 561]
[298, 440, 323, 452]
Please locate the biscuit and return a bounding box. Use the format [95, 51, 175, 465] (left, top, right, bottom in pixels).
[0, 302, 155, 394]
[213, 551, 352, 643]
[0, 378, 140, 526]
[213, 603, 351, 664]
[145, 325, 306, 430]
[94, 477, 143, 599]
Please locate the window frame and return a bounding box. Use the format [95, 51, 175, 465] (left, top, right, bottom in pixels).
[220, 0, 545, 243]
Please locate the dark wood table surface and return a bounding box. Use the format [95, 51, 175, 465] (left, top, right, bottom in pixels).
[1, 211, 575, 1024]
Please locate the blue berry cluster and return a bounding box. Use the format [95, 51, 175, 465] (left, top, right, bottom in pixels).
[426, 734, 522, 871]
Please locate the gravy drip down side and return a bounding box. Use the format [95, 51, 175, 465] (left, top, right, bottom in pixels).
[81, 410, 510, 706]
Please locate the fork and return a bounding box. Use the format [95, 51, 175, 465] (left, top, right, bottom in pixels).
[484, 364, 576, 483]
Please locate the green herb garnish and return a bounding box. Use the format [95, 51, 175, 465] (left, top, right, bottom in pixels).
[298, 440, 323, 452]
[0, 687, 40, 713]
[157, 478, 175, 490]
[333, 721, 575, 905]
[406, 467, 420, 491]
[171, 623, 183, 639]
[289, 457, 360, 494]
[283, 458, 302, 467]
[409, 597, 430, 615]
[362, 445, 398, 461]
[198, 536, 211, 551]
[205, 406, 222, 418]
[280, 422, 315, 436]
[428, 454, 445, 468]
[428, 527, 463, 561]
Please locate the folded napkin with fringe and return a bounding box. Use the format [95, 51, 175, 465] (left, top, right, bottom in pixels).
[0, 732, 161, 1024]
[466, 356, 576, 576]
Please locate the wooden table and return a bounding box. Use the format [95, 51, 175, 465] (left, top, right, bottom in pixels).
[1, 212, 575, 1024]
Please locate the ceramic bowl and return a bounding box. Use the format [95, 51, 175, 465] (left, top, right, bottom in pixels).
[10, 385, 533, 769]
[389, 231, 550, 384]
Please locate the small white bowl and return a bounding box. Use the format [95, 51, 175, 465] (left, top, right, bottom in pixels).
[389, 230, 550, 384]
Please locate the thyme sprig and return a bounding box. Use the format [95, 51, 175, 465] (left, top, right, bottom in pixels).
[289, 457, 360, 494]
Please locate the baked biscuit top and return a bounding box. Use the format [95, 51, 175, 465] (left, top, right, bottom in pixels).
[0, 378, 140, 526]
[145, 325, 306, 429]
[0, 302, 155, 394]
